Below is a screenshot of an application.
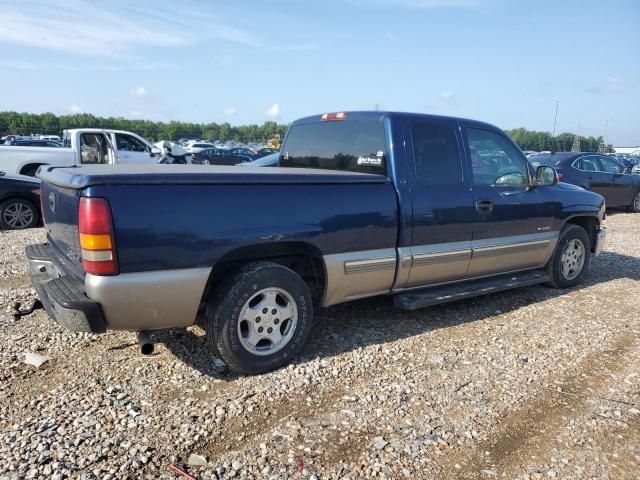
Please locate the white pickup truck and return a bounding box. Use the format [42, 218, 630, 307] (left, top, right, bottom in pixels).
[0, 129, 163, 176]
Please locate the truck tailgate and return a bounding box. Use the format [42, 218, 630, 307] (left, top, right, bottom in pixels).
[39, 180, 84, 279]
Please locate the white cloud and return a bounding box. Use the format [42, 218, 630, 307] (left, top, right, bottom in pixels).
[0, 60, 176, 72]
[606, 76, 622, 92]
[266, 104, 281, 118]
[385, 33, 398, 42]
[131, 86, 149, 97]
[0, 0, 317, 61]
[67, 104, 82, 114]
[0, 1, 189, 57]
[439, 91, 457, 106]
[224, 107, 237, 115]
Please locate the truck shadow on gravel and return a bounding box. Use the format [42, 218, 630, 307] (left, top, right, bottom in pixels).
[157, 250, 640, 378]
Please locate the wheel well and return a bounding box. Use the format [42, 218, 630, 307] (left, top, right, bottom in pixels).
[564, 216, 598, 252]
[199, 242, 326, 312]
[19, 163, 47, 177]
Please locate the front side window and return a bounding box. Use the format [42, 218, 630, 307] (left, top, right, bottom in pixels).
[467, 128, 528, 186]
[410, 121, 461, 185]
[116, 134, 147, 152]
[282, 120, 387, 175]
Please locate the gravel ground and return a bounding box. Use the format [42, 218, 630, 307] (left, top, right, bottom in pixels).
[1, 213, 639, 480]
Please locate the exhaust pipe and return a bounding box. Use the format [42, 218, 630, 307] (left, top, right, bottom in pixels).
[137, 330, 154, 355]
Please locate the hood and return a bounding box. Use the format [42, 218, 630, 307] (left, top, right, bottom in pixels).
[557, 182, 585, 191]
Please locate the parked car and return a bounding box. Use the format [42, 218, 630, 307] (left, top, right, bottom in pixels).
[0, 129, 163, 177]
[239, 152, 279, 167]
[192, 148, 252, 165]
[0, 172, 41, 230]
[229, 147, 257, 159]
[28, 111, 606, 374]
[529, 153, 640, 212]
[184, 142, 217, 154]
[255, 148, 279, 158]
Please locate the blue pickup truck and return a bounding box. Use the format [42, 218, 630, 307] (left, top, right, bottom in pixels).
[27, 112, 606, 374]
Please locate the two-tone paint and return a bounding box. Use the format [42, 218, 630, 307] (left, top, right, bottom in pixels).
[34, 112, 606, 333]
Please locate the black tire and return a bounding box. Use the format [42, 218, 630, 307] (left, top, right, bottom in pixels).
[627, 191, 640, 213]
[206, 261, 314, 375]
[0, 198, 40, 230]
[545, 224, 591, 289]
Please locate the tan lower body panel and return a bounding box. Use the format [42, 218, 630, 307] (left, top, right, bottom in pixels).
[322, 248, 397, 307]
[85, 267, 211, 330]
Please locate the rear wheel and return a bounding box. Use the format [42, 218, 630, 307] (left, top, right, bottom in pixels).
[0, 198, 40, 230]
[545, 224, 591, 288]
[627, 191, 640, 213]
[206, 262, 314, 374]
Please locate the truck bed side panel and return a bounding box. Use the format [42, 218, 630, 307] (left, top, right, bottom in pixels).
[85, 183, 398, 274]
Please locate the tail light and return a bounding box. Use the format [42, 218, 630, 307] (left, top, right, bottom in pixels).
[556, 170, 564, 181]
[78, 197, 118, 275]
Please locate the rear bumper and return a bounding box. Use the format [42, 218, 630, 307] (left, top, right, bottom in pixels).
[26, 243, 106, 333]
[593, 227, 606, 257]
[27, 243, 211, 332]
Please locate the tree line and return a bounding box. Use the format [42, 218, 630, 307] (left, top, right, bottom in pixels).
[0, 111, 288, 143]
[0, 111, 613, 152]
[505, 127, 612, 153]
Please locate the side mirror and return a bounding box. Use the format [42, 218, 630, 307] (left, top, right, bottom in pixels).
[150, 146, 161, 158]
[534, 165, 558, 186]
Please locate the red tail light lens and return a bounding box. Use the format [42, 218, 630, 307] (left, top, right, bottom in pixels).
[321, 112, 347, 121]
[78, 197, 118, 275]
[556, 172, 564, 181]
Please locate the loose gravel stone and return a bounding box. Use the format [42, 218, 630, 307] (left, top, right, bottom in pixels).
[1, 215, 639, 479]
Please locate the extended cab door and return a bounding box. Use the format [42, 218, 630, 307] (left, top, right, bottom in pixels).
[396, 117, 475, 289]
[464, 125, 557, 278]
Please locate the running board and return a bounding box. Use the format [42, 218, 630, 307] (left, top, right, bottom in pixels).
[394, 270, 550, 311]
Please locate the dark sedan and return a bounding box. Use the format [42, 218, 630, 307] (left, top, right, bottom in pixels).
[255, 147, 279, 158]
[529, 152, 640, 212]
[192, 148, 252, 165]
[0, 173, 41, 229]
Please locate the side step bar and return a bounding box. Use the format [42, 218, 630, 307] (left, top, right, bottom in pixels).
[394, 270, 550, 311]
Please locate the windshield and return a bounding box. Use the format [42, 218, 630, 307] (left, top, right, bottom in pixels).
[281, 120, 387, 175]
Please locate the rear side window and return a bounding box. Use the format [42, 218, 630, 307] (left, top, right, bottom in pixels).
[410, 121, 461, 185]
[80, 133, 109, 164]
[574, 156, 598, 171]
[281, 120, 387, 175]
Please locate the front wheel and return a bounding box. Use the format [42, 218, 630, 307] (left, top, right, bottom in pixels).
[206, 262, 314, 374]
[627, 191, 640, 213]
[545, 224, 591, 288]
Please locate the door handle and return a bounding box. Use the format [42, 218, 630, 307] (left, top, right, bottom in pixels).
[475, 200, 494, 214]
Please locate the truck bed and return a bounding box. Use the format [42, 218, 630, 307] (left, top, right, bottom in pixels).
[38, 164, 390, 188]
[39, 164, 398, 275]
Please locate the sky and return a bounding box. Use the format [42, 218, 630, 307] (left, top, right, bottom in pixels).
[0, 0, 638, 145]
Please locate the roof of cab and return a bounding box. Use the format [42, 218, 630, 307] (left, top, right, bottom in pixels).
[289, 111, 500, 131]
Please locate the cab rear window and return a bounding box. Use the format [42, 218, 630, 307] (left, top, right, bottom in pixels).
[281, 120, 387, 175]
